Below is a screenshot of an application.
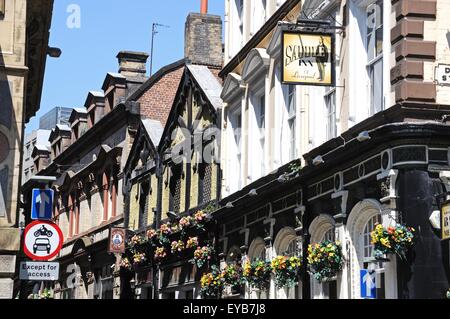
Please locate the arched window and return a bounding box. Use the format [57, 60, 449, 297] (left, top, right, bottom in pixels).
[323, 228, 335, 242]
[248, 238, 266, 261]
[309, 214, 335, 244]
[247, 238, 267, 299]
[363, 214, 381, 261]
[309, 214, 337, 299]
[226, 246, 242, 264]
[273, 227, 302, 299]
[284, 239, 299, 257]
[347, 199, 395, 299]
[274, 227, 300, 257]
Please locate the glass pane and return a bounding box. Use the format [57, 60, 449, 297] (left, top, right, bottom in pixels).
[372, 59, 383, 114]
[289, 119, 296, 160]
[376, 0, 383, 28]
[375, 27, 383, 56]
[367, 33, 375, 61]
[366, 4, 375, 35]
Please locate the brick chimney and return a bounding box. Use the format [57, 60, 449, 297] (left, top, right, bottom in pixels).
[184, 11, 223, 67]
[117, 51, 149, 79]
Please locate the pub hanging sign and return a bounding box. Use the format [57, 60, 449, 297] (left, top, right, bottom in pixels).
[282, 31, 334, 86]
[442, 200, 450, 241]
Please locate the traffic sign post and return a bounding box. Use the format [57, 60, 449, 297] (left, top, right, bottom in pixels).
[23, 220, 63, 261]
[360, 269, 377, 299]
[31, 188, 54, 220]
[19, 262, 60, 281]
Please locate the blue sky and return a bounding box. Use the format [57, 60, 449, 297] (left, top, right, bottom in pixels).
[26, 0, 224, 132]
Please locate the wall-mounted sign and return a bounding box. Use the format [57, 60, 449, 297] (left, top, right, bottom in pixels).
[435, 64, 450, 86]
[360, 269, 376, 299]
[282, 31, 334, 86]
[31, 188, 54, 220]
[441, 200, 450, 241]
[19, 261, 59, 281]
[108, 227, 126, 254]
[23, 220, 63, 261]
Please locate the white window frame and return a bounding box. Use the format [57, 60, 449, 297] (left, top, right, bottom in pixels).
[233, 0, 244, 54]
[366, 0, 384, 115]
[250, 87, 266, 180]
[229, 104, 243, 192]
[286, 85, 297, 161]
[347, 199, 397, 299]
[324, 88, 337, 140]
[251, 0, 267, 36]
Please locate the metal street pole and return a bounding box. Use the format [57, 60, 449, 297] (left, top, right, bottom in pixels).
[150, 23, 170, 76]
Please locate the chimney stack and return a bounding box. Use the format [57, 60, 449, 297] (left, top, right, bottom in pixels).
[200, 0, 208, 14]
[116, 51, 149, 79]
[184, 12, 223, 67]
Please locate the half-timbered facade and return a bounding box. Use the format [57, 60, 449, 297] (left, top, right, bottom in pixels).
[122, 9, 224, 299]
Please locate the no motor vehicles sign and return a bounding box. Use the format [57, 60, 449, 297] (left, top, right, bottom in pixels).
[23, 220, 63, 261]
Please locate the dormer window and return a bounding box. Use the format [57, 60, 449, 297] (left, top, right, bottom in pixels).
[102, 73, 127, 115]
[69, 108, 88, 143]
[84, 91, 105, 128]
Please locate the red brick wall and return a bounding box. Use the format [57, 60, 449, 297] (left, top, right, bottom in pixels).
[137, 66, 185, 126]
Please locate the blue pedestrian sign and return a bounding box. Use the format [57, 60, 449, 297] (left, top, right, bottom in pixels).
[31, 189, 54, 221]
[360, 269, 376, 299]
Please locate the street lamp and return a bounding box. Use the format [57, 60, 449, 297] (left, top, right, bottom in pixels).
[130, 278, 136, 299]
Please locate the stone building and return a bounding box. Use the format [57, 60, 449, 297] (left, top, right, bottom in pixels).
[22, 49, 185, 299]
[0, 0, 54, 298]
[122, 7, 223, 299]
[22, 129, 51, 183]
[215, 0, 450, 299]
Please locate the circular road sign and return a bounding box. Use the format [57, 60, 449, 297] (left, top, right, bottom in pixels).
[23, 220, 63, 261]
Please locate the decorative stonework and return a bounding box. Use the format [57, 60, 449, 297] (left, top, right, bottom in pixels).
[0, 278, 13, 299]
[391, 0, 437, 103]
[0, 255, 15, 274]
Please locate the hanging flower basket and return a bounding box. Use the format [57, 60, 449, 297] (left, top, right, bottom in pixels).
[221, 263, 244, 289]
[193, 210, 209, 231]
[200, 267, 224, 299]
[179, 216, 193, 231]
[307, 240, 344, 283]
[171, 240, 185, 254]
[146, 228, 159, 247]
[271, 256, 302, 288]
[371, 223, 415, 261]
[186, 236, 199, 250]
[120, 257, 132, 271]
[243, 259, 272, 290]
[128, 234, 147, 252]
[154, 247, 168, 263]
[158, 224, 172, 245]
[132, 252, 147, 268]
[191, 245, 214, 269]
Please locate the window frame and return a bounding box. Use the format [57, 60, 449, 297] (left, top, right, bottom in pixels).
[366, 0, 384, 115]
[324, 87, 337, 140]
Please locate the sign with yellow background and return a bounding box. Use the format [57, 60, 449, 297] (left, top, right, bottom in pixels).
[442, 201, 450, 241]
[282, 31, 333, 86]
